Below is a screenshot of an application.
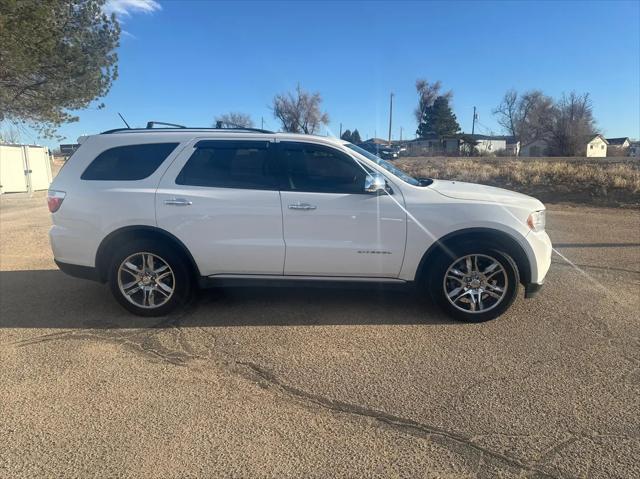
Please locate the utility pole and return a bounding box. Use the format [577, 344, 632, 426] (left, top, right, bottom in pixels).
[339, 123, 342, 138]
[388, 92, 394, 145]
[261, 116, 264, 129]
[400, 126, 403, 142]
[471, 106, 477, 135]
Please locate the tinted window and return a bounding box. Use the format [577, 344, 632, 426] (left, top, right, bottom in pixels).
[345, 143, 419, 186]
[279, 143, 366, 194]
[81, 143, 178, 181]
[176, 142, 277, 189]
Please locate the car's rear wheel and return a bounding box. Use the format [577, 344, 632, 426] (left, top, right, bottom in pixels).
[427, 245, 519, 322]
[108, 240, 192, 316]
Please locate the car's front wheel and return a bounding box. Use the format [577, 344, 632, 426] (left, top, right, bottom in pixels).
[428, 245, 520, 322]
[108, 240, 192, 316]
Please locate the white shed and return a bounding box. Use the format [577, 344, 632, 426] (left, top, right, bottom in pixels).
[0, 144, 53, 194]
[585, 135, 608, 158]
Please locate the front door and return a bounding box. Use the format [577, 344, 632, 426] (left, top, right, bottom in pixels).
[277, 141, 406, 277]
[156, 139, 285, 276]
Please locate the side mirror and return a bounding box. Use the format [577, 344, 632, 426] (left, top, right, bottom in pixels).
[364, 173, 388, 194]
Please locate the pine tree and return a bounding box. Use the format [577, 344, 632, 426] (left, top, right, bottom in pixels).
[351, 129, 362, 143]
[416, 96, 460, 138]
[340, 129, 352, 142]
[0, 0, 120, 137]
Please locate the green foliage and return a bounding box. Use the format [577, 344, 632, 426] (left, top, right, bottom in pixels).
[340, 128, 361, 143]
[416, 96, 460, 139]
[0, 0, 120, 137]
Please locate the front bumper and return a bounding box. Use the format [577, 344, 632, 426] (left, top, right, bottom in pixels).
[526, 230, 552, 284]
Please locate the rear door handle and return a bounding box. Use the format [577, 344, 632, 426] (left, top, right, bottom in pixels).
[288, 202, 317, 210]
[164, 198, 192, 206]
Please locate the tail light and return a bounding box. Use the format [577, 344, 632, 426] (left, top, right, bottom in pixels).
[47, 190, 66, 213]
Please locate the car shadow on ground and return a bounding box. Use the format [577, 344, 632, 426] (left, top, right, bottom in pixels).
[0, 270, 455, 329]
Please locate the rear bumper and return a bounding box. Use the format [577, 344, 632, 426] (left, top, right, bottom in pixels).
[524, 282, 544, 299]
[55, 260, 102, 282]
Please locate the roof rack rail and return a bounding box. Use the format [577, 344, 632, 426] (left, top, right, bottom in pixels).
[146, 121, 186, 129]
[101, 123, 274, 135]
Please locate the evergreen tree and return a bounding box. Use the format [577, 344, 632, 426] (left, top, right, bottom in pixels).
[0, 0, 120, 137]
[351, 129, 362, 143]
[340, 129, 352, 142]
[416, 96, 460, 138]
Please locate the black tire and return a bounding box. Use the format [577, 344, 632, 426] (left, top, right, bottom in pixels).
[427, 243, 520, 323]
[108, 239, 193, 317]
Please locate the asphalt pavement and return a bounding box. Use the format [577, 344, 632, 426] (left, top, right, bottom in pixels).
[1, 193, 638, 478]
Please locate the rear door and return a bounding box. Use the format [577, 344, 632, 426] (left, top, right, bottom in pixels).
[277, 141, 406, 277]
[156, 138, 285, 276]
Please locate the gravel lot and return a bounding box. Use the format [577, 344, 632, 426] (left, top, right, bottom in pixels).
[1, 192, 639, 478]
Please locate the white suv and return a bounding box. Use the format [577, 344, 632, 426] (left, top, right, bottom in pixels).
[48, 126, 551, 322]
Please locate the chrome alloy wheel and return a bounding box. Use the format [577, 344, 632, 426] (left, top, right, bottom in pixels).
[117, 252, 175, 309]
[443, 254, 508, 314]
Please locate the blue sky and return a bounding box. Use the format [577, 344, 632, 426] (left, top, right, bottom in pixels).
[22, 0, 640, 147]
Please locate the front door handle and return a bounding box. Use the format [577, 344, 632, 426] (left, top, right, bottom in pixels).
[164, 198, 192, 206]
[288, 202, 317, 210]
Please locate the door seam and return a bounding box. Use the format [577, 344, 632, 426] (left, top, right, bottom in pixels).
[279, 190, 287, 275]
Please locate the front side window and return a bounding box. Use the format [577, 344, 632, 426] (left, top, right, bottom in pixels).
[81, 143, 179, 181]
[345, 143, 420, 186]
[279, 142, 366, 194]
[176, 141, 278, 189]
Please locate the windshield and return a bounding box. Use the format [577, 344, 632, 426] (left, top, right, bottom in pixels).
[345, 143, 420, 186]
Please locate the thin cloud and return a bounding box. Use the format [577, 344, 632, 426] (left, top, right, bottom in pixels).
[104, 0, 161, 18]
[121, 30, 137, 40]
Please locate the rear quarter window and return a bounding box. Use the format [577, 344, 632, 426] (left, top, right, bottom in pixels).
[81, 143, 179, 181]
[175, 141, 278, 190]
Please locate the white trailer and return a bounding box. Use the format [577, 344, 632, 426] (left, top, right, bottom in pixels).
[0, 144, 53, 194]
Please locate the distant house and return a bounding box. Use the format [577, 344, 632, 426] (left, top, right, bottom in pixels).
[405, 134, 448, 155]
[495, 136, 520, 156]
[521, 135, 609, 157]
[363, 138, 389, 145]
[457, 134, 507, 155]
[584, 134, 608, 157]
[606, 137, 631, 156]
[606, 137, 631, 149]
[406, 134, 508, 156]
[629, 141, 640, 157]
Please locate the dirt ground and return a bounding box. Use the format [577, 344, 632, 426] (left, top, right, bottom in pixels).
[0, 192, 639, 478]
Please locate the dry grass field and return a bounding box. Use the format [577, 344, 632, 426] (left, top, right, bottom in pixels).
[396, 157, 640, 207]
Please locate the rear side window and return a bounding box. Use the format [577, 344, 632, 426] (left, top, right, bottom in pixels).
[176, 141, 278, 190]
[81, 143, 179, 181]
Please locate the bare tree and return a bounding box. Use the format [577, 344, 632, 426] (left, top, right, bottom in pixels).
[0, 124, 21, 143]
[548, 92, 596, 156]
[493, 89, 554, 145]
[414, 79, 452, 125]
[272, 84, 329, 134]
[214, 112, 254, 128]
[493, 89, 518, 137]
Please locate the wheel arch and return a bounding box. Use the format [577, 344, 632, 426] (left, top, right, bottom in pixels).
[95, 226, 200, 282]
[415, 227, 532, 285]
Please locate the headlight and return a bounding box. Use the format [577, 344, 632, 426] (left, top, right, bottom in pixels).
[527, 210, 546, 232]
